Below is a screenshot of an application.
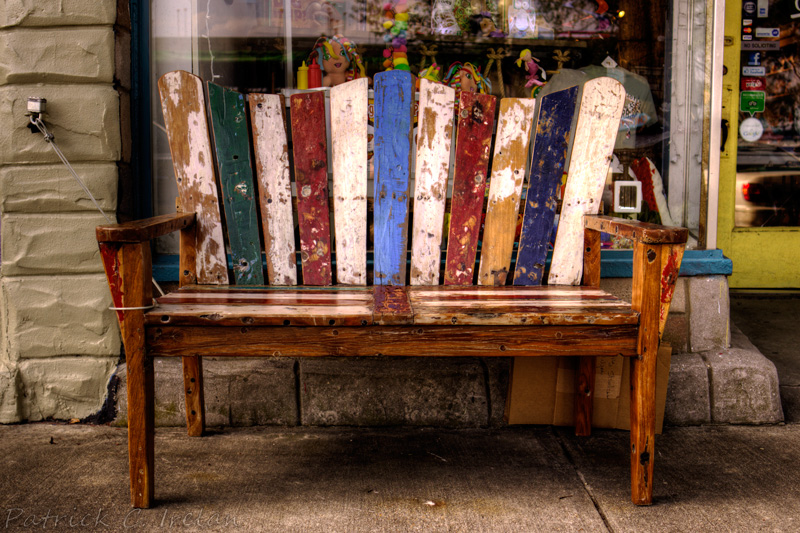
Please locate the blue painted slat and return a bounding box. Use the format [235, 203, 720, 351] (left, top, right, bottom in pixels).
[372, 70, 415, 285]
[207, 82, 265, 285]
[513, 86, 579, 286]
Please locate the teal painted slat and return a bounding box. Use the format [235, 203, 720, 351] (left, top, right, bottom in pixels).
[372, 70, 415, 285]
[207, 82, 264, 285]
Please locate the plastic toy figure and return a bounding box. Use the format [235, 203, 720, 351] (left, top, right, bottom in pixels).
[442, 62, 492, 95]
[516, 49, 546, 88]
[468, 12, 506, 38]
[309, 35, 367, 87]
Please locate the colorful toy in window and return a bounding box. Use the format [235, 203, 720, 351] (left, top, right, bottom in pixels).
[416, 62, 442, 89]
[516, 49, 546, 93]
[443, 62, 492, 96]
[468, 12, 506, 38]
[309, 35, 367, 87]
[381, 1, 412, 71]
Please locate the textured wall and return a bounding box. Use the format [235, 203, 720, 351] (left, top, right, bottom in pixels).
[0, 0, 122, 423]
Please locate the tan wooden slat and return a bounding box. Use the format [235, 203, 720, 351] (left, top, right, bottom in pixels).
[147, 325, 639, 358]
[331, 78, 369, 285]
[158, 70, 229, 284]
[248, 93, 297, 286]
[147, 303, 374, 327]
[548, 77, 625, 286]
[477, 98, 537, 286]
[410, 79, 456, 285]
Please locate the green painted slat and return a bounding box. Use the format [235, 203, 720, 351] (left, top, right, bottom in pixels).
[207, 82, 265, 285]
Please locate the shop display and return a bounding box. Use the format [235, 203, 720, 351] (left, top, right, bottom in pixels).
[442, 61, 492, 99]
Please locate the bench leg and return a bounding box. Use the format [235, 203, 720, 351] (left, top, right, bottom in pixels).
[629, 240, 661, 506]
[127, 346, 155, 508]
[574, 356, 595, 436]
[182, 356, 205, 436]
[630, 350, 656, 505]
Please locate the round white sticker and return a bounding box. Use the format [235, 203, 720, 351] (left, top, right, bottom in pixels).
[740, 117, 764, 142]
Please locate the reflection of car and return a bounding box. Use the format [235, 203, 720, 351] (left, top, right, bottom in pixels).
[735, 171, 800, 227]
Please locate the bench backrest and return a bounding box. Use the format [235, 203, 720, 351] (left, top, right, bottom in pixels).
[158, 70, 625, 288]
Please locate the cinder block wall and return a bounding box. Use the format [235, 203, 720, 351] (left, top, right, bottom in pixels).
[0, 1, 123, 423]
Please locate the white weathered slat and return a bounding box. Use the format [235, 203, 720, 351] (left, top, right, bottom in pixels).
[410, 79, 456, 285]
[248, 93, 298, 286]
[158, 70, 229, 284]
[477, 98, 537, 286]
[548, 77, 626, 285]
[331, 78, 369, 285]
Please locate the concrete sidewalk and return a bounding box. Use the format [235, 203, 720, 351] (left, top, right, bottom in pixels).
[2, 423, 799, 532]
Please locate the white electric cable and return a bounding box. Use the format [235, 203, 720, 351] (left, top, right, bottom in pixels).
[29, 115, 166, 298]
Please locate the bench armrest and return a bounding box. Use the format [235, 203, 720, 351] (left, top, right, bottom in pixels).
[96, 213, 196, 243]
[584, 215, 688, 245]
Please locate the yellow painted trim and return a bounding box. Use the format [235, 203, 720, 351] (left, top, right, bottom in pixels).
[717, 0, 800, 288]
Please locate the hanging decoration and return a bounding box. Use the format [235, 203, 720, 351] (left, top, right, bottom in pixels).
[381, 0, 412, 71]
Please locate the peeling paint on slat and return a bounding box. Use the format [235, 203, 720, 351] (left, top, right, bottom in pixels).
[478, 98, 536, 286]
[444, 91, 497, 286]
[410, 79, 456, 286]
[549, 78, 625, 286]
[249, 93, 298, 286]
[158, 70, 229, 284]
[331, 78, 369, 285]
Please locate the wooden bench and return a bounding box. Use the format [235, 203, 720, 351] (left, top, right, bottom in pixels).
[96, 69, 687, 508]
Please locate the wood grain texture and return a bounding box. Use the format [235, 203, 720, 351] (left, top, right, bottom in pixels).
[158, 70, 229, 284]
[514, 86, 579, 286]
[630, 240, 662, 505]
[583, 228, 601, 287]
[147, 324, 639, 358]
[290, 91, 333, 285]
[574, 356, 596, 436]
[444, 91, 497, 285]
[249, 93, 297, 286]
[96, 213, 195, 243]
[119, 242, 155, 508]
[410, 79, 456, 285]
[150, 287, 374, 327]
[373, 70, 415, 285]
[549, 78, 625, 286]
[584, 215, 689, 244]
[658, 244, 685, 337]
[207, 83, 264, 285]
[477, 97, 537, 286]
[179, 220, 198, 287]
[407, 285, 637, 326]
[373, 285, 413, 325]
[182, 356, 204, 436]
[331, 78, 369, 285]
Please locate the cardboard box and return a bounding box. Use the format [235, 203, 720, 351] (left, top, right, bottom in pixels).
[505, 345, 672, 433]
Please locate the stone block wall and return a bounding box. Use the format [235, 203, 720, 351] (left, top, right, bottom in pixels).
[0, 0, 122, 423]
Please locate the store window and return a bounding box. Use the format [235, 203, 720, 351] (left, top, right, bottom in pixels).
[735, 0, 800, 228]
[149, 0, 712, 256]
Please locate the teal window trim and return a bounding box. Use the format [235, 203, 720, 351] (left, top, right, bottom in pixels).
[153, 249, 732, 282]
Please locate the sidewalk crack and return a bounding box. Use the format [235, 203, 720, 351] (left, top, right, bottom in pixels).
[553, 428, 615, 533]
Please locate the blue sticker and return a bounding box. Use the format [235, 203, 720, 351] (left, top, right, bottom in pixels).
[746, 51, 762, 66]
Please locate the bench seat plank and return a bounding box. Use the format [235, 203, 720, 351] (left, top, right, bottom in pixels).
[147, 324, 639, 358]
[146, 285, 636, 328]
